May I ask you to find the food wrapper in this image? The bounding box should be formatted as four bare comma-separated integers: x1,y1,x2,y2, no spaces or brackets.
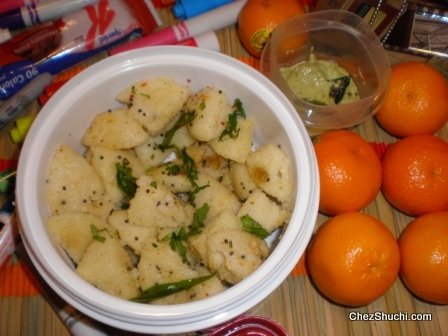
0,0,161,100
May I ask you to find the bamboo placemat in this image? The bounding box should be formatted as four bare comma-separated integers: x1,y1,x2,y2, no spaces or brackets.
1,5,448,336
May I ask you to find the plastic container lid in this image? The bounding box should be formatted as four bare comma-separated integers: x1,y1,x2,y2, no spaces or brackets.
207,315,289,336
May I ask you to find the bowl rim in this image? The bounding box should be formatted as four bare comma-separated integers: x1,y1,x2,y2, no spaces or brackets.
16,45,319,333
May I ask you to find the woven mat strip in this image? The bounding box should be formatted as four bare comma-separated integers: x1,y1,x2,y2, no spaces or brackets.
0,261,41,297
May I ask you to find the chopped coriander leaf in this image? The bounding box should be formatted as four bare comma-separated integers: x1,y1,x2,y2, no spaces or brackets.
162,228,188,263
159,111,196,150
140,93,150,99
163,147,199,189
90,224,109,243
163,204,210,263
187,203,209,236
165,164,181,176
150,181,158,189
219,98,246,141
116,158,137,198
240,214,269,239
178,147,198,187
188,183,209,205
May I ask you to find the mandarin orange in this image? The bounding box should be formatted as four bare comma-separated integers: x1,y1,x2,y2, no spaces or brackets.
306,212,400,306
399,211,448,304
313,130,382,216
381,134,448,216
237,0,306,58
375,61,448,137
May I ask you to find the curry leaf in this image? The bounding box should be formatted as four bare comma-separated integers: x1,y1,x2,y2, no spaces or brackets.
329,76,350,104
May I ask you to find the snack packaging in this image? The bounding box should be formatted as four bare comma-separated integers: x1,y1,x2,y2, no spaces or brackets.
0,0,161,100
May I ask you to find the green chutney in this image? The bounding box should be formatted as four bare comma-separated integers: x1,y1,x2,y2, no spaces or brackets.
280,53,360,106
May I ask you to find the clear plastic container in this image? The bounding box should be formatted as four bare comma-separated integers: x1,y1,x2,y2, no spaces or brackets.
260,10,391,135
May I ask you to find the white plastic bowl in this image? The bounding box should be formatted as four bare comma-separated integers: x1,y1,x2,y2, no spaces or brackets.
16,46,319,334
